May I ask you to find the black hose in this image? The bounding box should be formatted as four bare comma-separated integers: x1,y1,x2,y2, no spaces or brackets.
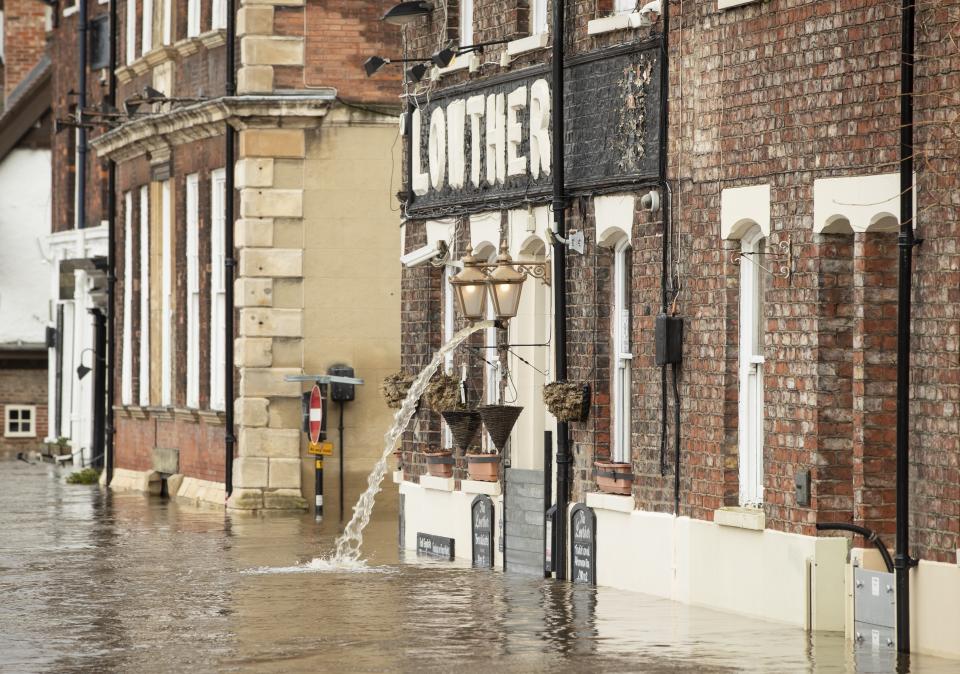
816,522,894,574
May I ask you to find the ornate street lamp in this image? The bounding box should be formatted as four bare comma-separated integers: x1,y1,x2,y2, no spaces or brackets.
449,255,490,320
487,248,527,320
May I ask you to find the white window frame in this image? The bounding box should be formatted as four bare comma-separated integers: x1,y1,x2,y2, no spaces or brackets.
612,239,632,463
531,0,549,35
209,169,227,412
139,186,150,407
212,0,227,30
442,265,456,449
738,226,766,506
187,0,201,37
185,174,201,409
0,12,5,63
5,405,37,438
160,180,173,407
161,0,173,45
142,0,154,54
125,0,136,64
121,192,134,405
614,0,636,13
459,0,474,46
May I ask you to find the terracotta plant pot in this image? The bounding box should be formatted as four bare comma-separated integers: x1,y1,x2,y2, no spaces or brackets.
593,461,633,495
424,450,454,479
466,453,501,482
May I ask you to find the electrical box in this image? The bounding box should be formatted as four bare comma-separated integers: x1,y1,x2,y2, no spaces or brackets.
795,469,811,506
655,314,684,366
328,364,356,402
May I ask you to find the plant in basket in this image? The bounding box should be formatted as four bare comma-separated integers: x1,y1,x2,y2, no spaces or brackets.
542,382,591,422
380,371,415,409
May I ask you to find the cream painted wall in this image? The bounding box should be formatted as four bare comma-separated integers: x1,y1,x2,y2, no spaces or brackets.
300,109,402,515
0,148,52,344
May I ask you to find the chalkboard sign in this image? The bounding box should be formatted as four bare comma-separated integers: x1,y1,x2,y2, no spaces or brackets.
416,532,455,559
471,495,495,568
570,504,597,584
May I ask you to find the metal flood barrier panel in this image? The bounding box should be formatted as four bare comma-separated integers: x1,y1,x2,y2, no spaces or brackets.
853,567,896,652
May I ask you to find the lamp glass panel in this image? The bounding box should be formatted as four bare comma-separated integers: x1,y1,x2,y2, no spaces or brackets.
492,281,523,319
455,281,488,319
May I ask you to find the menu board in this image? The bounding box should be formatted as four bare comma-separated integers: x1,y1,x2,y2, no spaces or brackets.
471,495,495,568
417,532,455,560
570,504,596,584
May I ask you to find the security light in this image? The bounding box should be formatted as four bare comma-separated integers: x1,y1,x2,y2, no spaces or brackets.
76,364,92,381
382,1,432,26
364,56,388,77
431,47,456,69
407,63,429,83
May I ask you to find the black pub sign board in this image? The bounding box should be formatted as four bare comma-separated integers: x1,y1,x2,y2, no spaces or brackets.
471,495,495,568
406,41,662,218
570,503,597,585
416,532,455,560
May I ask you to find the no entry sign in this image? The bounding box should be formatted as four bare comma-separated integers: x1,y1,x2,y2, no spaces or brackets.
309,384,323,443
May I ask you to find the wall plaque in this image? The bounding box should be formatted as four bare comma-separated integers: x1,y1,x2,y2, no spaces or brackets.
416,532,455,559
570,503,597,585
471,495,495,568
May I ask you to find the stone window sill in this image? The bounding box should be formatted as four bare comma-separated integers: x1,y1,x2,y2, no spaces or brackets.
585,491,634,513
507,33,549,57
175,37,203,58
433,52,478,81
714,506,765,531
420,474,455,492
718,0,761,8
199,29,227,50
461,479,501,496
587,12,652,36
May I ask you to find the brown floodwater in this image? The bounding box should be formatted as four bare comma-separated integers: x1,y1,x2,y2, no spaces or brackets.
0,457,956,673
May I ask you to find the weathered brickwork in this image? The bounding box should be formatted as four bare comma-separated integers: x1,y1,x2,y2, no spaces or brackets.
0,366,48,454
399,0,959,563
1,0,47,102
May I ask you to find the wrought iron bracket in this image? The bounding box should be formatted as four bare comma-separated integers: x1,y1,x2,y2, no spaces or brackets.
479,260,551,286
732,238,792,279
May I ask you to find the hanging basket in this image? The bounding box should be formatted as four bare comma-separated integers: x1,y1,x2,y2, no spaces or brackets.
543,382,591,422
424,373,463,413
441,409,482,453
477,405,523,452
380,372,415,409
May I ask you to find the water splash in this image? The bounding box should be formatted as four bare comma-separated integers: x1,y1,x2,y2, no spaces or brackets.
244,557,396,575
332,321,494,563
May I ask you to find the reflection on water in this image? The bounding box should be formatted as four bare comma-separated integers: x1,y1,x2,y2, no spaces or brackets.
0,458,956,673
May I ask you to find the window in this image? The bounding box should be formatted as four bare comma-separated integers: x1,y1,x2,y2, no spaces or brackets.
139,186,150,407
459,0,474,46
209,169,226,411
121,192,134,405
142,0,153,54
614,0,635,13
442,265,456,449
612,239,632,463
162,0,172,45
738,227,766,506
212,0,227,30
185,174,200,408
126,0,137,64
5,406,37,438
187,0,201,37
0,12,5,63
89,15,111,69
160,179,173,406
531,0,548,35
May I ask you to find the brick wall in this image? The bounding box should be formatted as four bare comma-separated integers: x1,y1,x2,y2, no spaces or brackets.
1,0,47,102
0,367,48,454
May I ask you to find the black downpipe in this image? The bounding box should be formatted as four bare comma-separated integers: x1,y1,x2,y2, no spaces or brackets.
224,0,237,498
816,522,894,575
338,402,345,520
551,0,571,582
90,309,106,470
77,0,88,230
105,0,119,486
543,430,553,578
895,0,917,655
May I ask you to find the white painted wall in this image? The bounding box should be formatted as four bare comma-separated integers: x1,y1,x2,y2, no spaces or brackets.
0,149,52,344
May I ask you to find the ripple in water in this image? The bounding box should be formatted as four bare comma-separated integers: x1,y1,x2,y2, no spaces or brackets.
244,556,397,575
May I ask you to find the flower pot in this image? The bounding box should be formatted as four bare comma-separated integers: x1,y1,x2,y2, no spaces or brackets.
441,409,482,453
477,405,523,452
593,461,633,495
466,453,501,482
424,450,454,478
543,382,591,422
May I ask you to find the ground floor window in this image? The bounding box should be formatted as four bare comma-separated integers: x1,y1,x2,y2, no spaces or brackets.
5,406,36,438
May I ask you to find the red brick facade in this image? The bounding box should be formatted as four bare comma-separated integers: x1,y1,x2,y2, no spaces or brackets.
0,364,48,455
398,0,959,564
1,0,47,102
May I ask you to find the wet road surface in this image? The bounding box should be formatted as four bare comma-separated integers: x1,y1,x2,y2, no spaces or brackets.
0,457,956,673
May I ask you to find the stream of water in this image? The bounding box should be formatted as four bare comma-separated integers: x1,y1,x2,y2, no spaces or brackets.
331,321,494,564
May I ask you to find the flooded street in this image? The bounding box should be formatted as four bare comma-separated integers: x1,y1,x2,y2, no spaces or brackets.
0,458,955,673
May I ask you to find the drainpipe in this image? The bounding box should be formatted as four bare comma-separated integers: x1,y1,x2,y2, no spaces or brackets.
551,0,571,581
224,0,237,498
105,0,119,486
895,0,917,655
77,0,88,231
90,308,106,469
